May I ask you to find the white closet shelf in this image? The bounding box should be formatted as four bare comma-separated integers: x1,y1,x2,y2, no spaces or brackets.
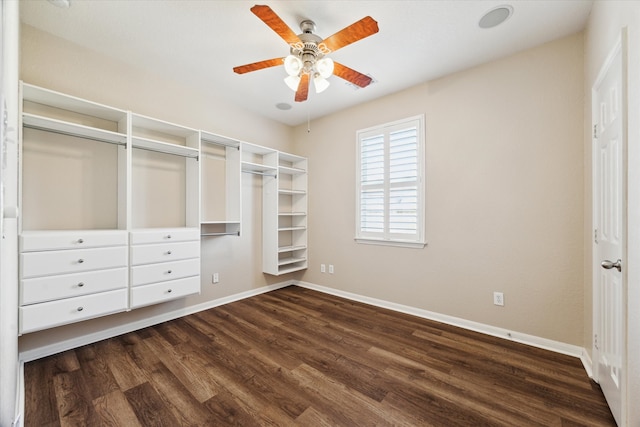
278,256,307,267
200,220,241,225
132,136,199,158
23,113,127,146
278,189,306,195
278,245,307,253
200,132,240,149
278,212,306,216
278,226,306,232
132,114,198,139
22,83,127,122
278,165,306,175
241,161,278,173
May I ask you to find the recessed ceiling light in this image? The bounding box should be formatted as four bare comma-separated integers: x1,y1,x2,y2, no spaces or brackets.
479,5,513,29
276,102,292,111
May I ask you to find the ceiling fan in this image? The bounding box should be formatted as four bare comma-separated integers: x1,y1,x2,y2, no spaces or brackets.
233,5,379,102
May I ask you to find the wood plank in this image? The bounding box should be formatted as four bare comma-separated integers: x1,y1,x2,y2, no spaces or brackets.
92,390,142,427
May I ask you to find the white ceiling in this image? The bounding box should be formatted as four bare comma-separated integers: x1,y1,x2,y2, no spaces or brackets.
20,0,593,127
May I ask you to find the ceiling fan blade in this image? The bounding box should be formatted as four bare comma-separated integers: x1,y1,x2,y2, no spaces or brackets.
233,58,284,74
295,73,310,102
333,62,373,88
321,16,379,52
251,5,300,45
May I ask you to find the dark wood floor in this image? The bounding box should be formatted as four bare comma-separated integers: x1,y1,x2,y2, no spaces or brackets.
25,286,615,426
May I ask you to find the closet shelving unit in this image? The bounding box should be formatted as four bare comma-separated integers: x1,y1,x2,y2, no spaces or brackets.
18,83,129,334
200,131,241,237
129,114,201,309
17,82,309,333
263,152,308,275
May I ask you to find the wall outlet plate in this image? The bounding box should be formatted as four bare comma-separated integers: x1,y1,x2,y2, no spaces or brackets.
493,291,504,306
213,273,219,284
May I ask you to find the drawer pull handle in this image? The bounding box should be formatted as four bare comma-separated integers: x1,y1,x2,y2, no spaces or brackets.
167,270,172,274
77,282,85,288
167,235,172,239
166,251,172,255
77,307,84,312
78,259,84,264
167,289,172,293
78,239,84,244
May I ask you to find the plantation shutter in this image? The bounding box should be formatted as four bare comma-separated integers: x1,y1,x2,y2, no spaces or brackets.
356,116,425,247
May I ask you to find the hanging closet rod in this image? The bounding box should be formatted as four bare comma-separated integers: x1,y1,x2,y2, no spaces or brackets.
24,124,127,147
201,231,240,237
242,169,277,177
132,144,199,160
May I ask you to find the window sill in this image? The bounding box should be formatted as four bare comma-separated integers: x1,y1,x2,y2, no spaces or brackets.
354,237,427,249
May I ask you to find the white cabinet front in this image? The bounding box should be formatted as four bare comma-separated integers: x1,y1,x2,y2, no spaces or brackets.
131,258,200,287
20,246,128,278
21,267,128,305
19,288,128,334
130,276,200,309
130,241,200,266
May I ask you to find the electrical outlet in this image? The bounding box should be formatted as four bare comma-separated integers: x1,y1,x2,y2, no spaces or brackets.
329,264,334,274
493,291,504,306
321,264,326,273
213,273,219,284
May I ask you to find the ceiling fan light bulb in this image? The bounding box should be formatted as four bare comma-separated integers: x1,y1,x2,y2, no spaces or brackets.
316,57,334,79
284,55,302,76
284,75,301,91
314,75,330,93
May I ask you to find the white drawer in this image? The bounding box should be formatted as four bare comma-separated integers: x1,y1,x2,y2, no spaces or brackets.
131,258,200,287
20,230,128,252
130,228,199,245
21,267,128,305
130,276,200,309
19,288,128,334
130,241,199,266
21,246,128,279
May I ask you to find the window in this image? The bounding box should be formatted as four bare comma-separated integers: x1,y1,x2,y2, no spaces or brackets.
356,115,425,248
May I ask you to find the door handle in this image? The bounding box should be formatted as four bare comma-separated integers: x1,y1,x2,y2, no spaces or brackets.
601,259,622,272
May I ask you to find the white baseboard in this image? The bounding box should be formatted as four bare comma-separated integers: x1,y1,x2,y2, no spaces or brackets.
581,348,594,379
19,280,294,362
295,281,585,359
13,361,23,427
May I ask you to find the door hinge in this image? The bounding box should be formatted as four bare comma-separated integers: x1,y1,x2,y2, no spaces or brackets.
594,333,599,350
594,228,598,244
593,124,598,139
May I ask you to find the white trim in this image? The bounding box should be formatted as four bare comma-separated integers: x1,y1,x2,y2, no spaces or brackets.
13,361,23,427
581,348,594,379
295,281,583,358
18,280,294,362
354,237,427,249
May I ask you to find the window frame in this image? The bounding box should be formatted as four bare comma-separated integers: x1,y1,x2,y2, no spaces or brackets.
355,114,426,249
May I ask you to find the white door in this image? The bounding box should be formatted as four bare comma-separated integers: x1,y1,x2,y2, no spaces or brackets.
593,33,626,427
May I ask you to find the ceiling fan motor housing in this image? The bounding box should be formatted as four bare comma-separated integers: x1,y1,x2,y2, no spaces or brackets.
290,20,328,74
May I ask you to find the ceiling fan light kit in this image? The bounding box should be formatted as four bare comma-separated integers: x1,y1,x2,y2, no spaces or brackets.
233,4,379,102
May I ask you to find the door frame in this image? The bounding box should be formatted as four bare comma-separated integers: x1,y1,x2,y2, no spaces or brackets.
591,28,628,425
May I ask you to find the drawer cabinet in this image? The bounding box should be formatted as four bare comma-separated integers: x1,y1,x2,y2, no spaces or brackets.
129,228,200,306
131,258,200,286
21,246,128,278
130,241,200,266
21,267,128,305
131,276,200,309
20,230,128,252
18,230,129,334
20,289,128,334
